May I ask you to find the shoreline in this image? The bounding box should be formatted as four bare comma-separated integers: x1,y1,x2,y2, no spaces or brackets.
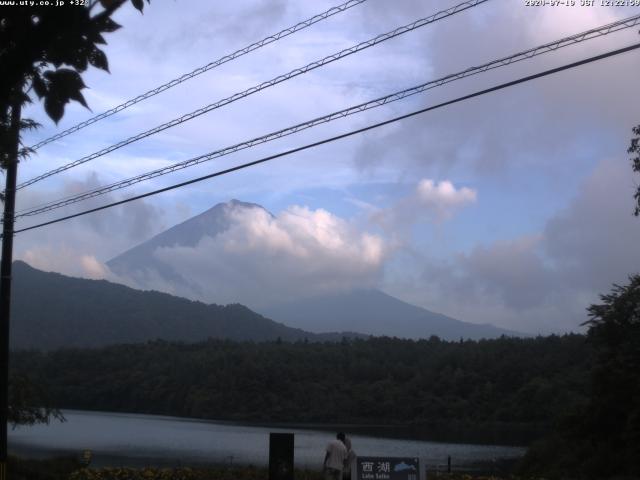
49,409,532,448
8,445,522,475
8,409,527,471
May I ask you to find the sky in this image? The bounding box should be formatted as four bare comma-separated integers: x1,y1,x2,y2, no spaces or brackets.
14,0,640,334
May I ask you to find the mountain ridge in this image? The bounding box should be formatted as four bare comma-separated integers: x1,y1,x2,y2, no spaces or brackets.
10,260,362,350
106,199,525,340
106,199,263,291
262,288,523,341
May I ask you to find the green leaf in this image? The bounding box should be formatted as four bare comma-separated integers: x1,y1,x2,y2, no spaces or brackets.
69,89,89,109
94,14,121,33
69,90,91,110
93,32,107,45
42,68,90,121
44,94,65,124
68,48,90,72
19,119,41,131
20,91,32,104
44,68,87,92
31,74,47,99
88,47,109,72
131,0,144,12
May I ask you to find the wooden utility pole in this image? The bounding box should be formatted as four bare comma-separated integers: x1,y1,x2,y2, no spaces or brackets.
0,98,22,480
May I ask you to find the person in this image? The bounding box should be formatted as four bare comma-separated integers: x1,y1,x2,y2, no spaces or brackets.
343,435,356,480
324,432,348,480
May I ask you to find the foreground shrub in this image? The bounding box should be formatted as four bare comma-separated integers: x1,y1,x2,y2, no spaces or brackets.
69,466,324,480
7,456,81,480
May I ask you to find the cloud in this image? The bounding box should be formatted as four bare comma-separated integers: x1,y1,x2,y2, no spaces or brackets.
416,179,477,219
12,0,640,337
453,235,556,311
542,158,640,293
22,247,109,280
371,178,477,235
151,204,387,308
14,172,165,279
351,1,639,179
384,158,640,333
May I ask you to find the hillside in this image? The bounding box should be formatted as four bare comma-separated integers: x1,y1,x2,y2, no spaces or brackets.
9,261,351,350
106,199,264,293
263,289,522,340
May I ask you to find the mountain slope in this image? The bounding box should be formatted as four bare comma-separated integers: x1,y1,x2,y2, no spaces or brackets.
9,261,346,350
262,289,523,340
106,199,264,291
106,199,524,340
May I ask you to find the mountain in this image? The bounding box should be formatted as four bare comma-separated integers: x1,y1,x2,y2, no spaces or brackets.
106,199,263,293
106,199,525,340
9,261,353,350
262,288,523,341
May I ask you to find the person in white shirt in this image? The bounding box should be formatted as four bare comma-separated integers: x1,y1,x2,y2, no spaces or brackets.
343,436,356,480
324,432,348,480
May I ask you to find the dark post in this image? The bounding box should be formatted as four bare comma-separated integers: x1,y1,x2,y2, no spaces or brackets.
269,432,294,480
0,98,21,480
447,455,451,474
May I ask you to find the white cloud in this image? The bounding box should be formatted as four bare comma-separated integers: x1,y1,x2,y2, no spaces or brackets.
11,0,640,337
371,178,477,235
416,179,477,220
22,247,109,280
14,172,166,279
80,255,111,280
150,204,387,308
384,158,640,333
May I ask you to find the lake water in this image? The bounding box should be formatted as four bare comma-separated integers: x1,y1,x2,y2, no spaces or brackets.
8,410,526,470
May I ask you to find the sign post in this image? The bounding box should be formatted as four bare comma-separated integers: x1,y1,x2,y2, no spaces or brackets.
356,457,420,480
269,433,294,480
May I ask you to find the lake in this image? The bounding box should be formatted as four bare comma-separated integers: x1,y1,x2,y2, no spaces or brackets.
8,410,526,470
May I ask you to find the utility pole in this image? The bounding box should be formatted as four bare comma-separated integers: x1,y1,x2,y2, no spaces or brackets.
0,97,22,480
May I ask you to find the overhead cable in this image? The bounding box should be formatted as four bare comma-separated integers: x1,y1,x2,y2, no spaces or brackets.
16,0,489,191
15,13,640,219
27,0,369,151
12,42,640,236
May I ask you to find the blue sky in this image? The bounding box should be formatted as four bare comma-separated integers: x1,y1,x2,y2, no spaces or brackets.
13,0,640,333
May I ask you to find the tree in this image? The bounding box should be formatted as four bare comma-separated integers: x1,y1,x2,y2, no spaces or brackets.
521,277,640,479
0,0,151,476
8,374,64,428
581,275,640,477
630,125,640,216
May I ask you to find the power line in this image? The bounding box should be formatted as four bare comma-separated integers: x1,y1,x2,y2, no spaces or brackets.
15,0,489,191
27,0,369,152
12,42,640,236
15,13,640,219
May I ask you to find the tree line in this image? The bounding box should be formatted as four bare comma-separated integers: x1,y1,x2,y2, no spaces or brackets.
10,271,640,479
11,334,591,446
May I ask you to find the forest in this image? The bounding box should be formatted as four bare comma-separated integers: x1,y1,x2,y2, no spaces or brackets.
9,275,640,479
11,334,590,446
10,271,640,479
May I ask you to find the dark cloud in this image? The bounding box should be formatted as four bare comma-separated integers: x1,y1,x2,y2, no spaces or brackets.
543,158,640,293
112,0,289,63
455,236,557,311
351,1,639,178
14,172,165,278
13,0,640,336
396,158,640,333
54,172,164,243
